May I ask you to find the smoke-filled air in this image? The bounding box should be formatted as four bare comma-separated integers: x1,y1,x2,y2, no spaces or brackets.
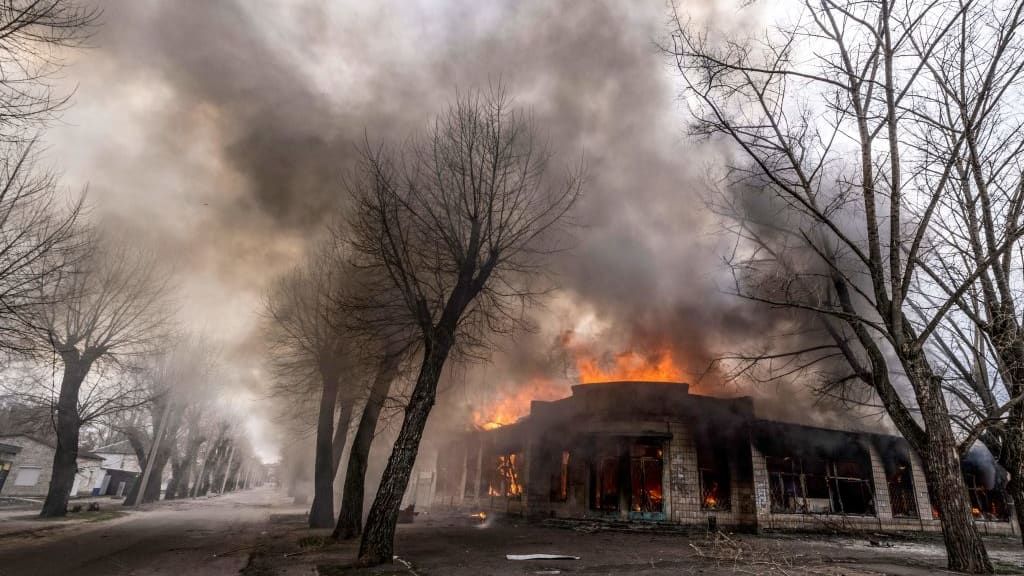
0,0,1023,574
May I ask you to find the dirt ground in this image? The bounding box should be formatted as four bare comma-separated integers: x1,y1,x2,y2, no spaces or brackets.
1,490,1021,575
0,487,292,576
245,511,1024,576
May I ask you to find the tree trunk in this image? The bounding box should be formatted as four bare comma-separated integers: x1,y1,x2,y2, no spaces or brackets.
334,354,399,540
194,433,227,497
331,401,354,480
996,416,1024,548
166,459,183,501
915,377,992,573
1008,473,1024,549
123,439,171,505
169,437,205,500
359,338,450,565
39,355,92,518
309,370,340,528
992,335,1024,549
124,402,183,506
216,443,235,493
142,449,171,502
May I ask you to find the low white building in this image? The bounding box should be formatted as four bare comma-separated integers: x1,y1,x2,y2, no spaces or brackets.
91,440,140,497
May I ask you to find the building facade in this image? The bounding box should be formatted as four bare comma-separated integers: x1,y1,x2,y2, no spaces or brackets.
0,435,103,498
429,382,1018,537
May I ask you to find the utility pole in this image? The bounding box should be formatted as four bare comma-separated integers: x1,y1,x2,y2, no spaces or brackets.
134,396,173,507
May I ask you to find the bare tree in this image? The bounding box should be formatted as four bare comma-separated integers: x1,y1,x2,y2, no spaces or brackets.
264,240,355,528
0,0,97,351
117,339,217,505
24,237,173,517
0,0,98,142
120,394,183,505
349,86,581,565
924,308,1024,539
192,419,234,497
0,358,150,439
333,344,404,540
894,1,1024,547
0,142,83,352
661,0,1024,570
165,401,210,500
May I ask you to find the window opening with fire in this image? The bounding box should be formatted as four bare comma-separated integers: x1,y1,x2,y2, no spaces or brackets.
696,433,731,511
486,452,523,500
962,466,1010,522
630,441,664,514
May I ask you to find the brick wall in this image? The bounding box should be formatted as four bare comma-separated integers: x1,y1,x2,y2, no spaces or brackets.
667,422,699,523
750,440,772,526
866,441,893,521
0,437,54,497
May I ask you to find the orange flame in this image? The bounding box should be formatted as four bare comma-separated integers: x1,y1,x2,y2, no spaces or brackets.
576,347,685,383
473,377,567,430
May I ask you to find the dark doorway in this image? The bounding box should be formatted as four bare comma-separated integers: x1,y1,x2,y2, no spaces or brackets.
0,460,10,494
592,454,619,511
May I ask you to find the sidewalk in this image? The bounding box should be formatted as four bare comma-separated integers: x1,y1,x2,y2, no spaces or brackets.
0,496,133,540
0,490,250,541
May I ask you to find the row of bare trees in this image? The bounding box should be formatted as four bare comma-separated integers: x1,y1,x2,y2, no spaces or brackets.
664,0,1024,571
0,0,267,518
262,86,582,565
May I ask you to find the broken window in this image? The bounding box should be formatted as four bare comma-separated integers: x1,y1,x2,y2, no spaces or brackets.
766,456,808,513
828,460,874,515
629,441,663,513
696,435,730,511
765,454,874,515
878,444,917,518
550,450,570,502
963,470,1010,522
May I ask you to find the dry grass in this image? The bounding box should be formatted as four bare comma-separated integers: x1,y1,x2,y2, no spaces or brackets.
688,531,812,575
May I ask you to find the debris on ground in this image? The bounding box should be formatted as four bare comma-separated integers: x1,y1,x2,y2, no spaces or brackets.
506,554,580,560
688,530,806,573
394,555,420,575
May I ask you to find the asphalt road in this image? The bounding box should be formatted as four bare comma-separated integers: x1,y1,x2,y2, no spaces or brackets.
0,487,296,576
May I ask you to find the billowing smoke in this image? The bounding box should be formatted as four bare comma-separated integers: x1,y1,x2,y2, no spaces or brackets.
41,0,872,471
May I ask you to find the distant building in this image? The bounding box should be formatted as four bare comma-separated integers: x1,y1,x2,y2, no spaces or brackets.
0,434,103,498
90,440,140,497
0,442,21,494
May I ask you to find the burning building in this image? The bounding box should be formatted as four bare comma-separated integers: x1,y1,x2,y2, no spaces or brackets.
427,381,1019,536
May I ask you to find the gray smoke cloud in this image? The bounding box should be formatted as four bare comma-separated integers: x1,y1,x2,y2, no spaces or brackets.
42,0,874,460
